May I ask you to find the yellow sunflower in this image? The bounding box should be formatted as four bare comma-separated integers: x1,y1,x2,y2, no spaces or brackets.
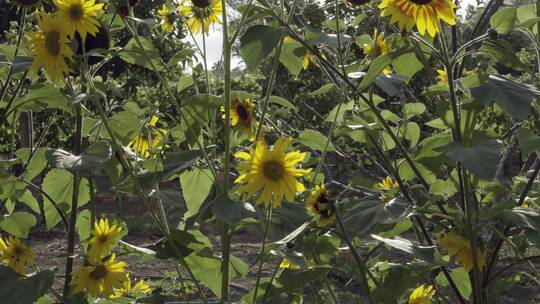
128,115,167,159
54,0,104,39
409,284,435,304
221,98,256,140
279,258,300,269
29,12,73,82
234,137,311,208
87,218,122,262
436,68,447,84
378,176,400,203
378,0,456,37
178,0,222,35
157,4,176,32
439,231,486,272
111,274,152,298
306,184,336,226
71,254,129,298
362,29,390,57
0,236,35,274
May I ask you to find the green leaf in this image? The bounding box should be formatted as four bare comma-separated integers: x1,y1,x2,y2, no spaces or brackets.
46,141,112,172
305,27,349,48
119,37,164,71
371,235,442,264
12,84,70,113
211,195,256,226
103,111,142,144
0,267,55,304
151,230,205,260
374,74,407,96
392,52,423,79
470,75,539,120
490,7,517,34
269,95,296,110
479,40,527,72
517,129,540,155
444,140,503,180
162,149,208,179
11,56,33,74
177,75,194,92
76,209,92,242
180,167,214,217
404,103,426,117
42,169,91,229
298,129,336,152
18,190,40,213
279,38,304,76
15,147,48,181
503,207,540,231
240,25,286,71
267,267,330,300
309,83,337,96
436,268,472,300
358,54,392,90
0,212,36,238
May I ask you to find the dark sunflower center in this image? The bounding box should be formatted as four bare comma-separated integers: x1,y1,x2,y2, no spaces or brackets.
263,160,285,181
236,104,249,122
45,31,61,56
409,0,432,5
316,195,333,218
69,4,84,20
14,246,24,256
97,234,109,244
192,0,210,8
90,265,108,280
166,13,176,24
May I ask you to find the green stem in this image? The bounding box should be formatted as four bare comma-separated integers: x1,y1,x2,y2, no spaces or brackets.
252,206,273,303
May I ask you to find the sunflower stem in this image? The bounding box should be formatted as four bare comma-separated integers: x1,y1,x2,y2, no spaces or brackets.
252,205,273,303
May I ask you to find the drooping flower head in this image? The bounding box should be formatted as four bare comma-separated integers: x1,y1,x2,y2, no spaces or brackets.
178,0,222,35
157,4,176,32
234,137,311,208
439,231,486,272
221,98,256,140
128,115,167,159
378,0,456,37
87,218,122,262
306,184,335,226
29,12,73,82
0,236,34,274
409,284,435,304
71,254,129,298
54,0,104,39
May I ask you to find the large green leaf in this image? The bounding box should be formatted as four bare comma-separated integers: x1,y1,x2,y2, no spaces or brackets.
12,84,69,113
240,25,286,71
119,37,165,71
298,129,336,152
102,111,142,144
490,7,518,34
470,74,539,120
444,140,503,180
0,212,36,238
503,207,540,231
46,141,112,172
279,38,304,76
211,195,256,226
41,169,91,229
0,267,55,304
371,235,442,264
392,52,423,79
478,41,527,72
517,129,540,155
180,167,214,217
436,268,472,300
15,147,48,181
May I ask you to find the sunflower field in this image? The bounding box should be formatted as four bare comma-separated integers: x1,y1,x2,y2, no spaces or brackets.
1,0,540,302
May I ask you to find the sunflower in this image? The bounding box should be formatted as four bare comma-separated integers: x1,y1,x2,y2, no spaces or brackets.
221,98,256,140
234,137,311,208
439,231,486,272
29,12,73,82
378,176,399,203
157,4,176,32
306,184,335,226
0,236,34,274
436,68,447,84
178,0,222,35
409,284,435,304
54,0,104,39
71,254,129,298
111,274,152,298
87,218,122,262
362,30,390,58
378,0,456,37
128,115,167,159
279,258,300,269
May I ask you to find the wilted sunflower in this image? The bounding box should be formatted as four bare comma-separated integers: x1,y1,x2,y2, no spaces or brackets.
378,0,456,37
128,115,167,159
178,0,222,35
71,254,129,298
409,284,435,304
439,231,486,272
234,137,311,208
111,274,152,298
87,218,122,262
0,236,34,274
157,4,176,32
221,98,256,140
306,184,335,226
54,0,104,39
29,12,73,82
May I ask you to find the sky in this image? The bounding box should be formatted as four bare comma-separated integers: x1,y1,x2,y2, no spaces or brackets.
185,0,481,69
